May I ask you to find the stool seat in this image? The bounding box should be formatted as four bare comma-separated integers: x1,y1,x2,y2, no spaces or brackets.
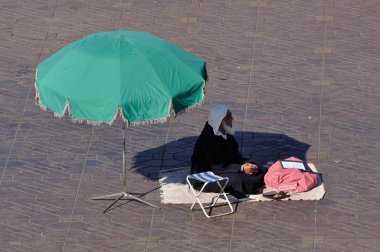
187,171,227,183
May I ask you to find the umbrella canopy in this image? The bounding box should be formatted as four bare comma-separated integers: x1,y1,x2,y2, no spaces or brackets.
35,30,207,124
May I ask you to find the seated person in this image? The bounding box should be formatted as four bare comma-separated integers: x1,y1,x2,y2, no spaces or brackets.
191,104,266,199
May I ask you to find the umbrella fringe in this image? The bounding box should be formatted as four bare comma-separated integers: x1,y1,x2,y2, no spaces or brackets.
117,106,129,126
70,118,103,126
35,70,67,118
34,94,203,126
55,100,69,118
174,80,206,117
34,71,47,111
129,118,167,126
35,70,113,126
68,103,113,126
35,74,206,126
174,102,203,117
125,101,170,126
129,80,206,124
113,106,168,126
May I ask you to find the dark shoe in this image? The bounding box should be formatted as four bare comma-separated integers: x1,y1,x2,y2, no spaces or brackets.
263,191,289,200
273,191,289,200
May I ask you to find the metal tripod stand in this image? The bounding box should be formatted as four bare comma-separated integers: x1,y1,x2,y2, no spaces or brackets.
90,124,159,213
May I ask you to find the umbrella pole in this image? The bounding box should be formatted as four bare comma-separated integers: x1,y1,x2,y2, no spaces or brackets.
90,124,159,213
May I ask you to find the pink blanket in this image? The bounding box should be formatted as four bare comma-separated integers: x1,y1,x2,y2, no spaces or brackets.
264,157,318,193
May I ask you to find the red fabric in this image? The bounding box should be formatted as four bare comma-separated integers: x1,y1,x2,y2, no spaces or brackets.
264,157,318,193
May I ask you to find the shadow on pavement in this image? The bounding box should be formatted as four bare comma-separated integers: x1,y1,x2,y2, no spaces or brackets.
131,131,310,181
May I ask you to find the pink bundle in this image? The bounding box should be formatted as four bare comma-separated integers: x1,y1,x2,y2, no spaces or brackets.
264,157,318,193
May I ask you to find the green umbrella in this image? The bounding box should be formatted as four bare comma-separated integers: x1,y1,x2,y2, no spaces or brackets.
35,29,206,125
35,30,207,212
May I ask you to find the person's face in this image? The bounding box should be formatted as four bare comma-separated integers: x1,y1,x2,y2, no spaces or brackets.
223,110,233,128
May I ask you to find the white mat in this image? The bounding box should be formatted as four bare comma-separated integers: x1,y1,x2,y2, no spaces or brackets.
159,163,325,204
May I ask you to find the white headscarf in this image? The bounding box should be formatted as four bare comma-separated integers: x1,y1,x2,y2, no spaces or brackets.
208,104,228,135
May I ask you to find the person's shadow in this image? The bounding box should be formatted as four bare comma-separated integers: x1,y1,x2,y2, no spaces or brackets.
131,131,310,182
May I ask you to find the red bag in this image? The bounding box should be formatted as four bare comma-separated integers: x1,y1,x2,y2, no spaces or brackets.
264,157,318,193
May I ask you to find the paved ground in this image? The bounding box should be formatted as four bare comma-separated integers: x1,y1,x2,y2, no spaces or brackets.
1,0,380,251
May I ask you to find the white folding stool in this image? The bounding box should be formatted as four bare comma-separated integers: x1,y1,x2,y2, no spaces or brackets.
186,171,235,218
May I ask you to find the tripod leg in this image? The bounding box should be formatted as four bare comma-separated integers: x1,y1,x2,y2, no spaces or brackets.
103,193,124,213
90,193,123,200
123,192,160,209
91,126,160,213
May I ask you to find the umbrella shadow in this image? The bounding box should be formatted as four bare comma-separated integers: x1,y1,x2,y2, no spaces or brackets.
131,131,310,183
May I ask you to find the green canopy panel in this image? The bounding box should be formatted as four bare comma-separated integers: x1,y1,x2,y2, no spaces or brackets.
35,30,207,125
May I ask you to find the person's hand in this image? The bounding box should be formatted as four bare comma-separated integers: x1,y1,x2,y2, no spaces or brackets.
242,163,258,175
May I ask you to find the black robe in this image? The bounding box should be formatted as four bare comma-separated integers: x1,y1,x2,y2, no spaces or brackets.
191,122,265,198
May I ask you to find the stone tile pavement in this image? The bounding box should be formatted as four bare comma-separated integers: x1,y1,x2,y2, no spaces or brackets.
0,0,379,251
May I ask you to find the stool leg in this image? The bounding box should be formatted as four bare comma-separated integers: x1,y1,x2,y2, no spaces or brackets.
210,179,234,215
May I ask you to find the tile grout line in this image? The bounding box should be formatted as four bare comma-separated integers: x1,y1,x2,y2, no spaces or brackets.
354,2,363,251
151,1,197,249
0,1,59,186
231,1,261,252
117,0,128,30
318,0,328,189
143,0,199,246
314,0,329,249
62,126,94,251
242,2,260,136
61,3,100,251
145,2,167,251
